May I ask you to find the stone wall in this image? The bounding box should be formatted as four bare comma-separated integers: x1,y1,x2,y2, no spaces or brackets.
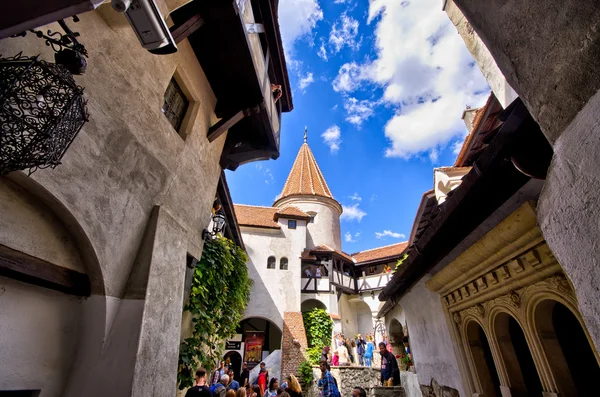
308,367,382,397
281,312,308,378
0,2,227,395
451,0,600,143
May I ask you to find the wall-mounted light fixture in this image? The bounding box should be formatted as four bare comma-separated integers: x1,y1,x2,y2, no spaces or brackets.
202,210,226,240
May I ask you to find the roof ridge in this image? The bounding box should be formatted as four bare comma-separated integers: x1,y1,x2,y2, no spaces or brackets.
351,241,408,256
234,204,277,209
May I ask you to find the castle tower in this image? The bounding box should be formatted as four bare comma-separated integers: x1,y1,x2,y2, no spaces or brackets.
273,130,343,251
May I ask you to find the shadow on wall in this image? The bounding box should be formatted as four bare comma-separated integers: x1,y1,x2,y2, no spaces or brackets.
243,255,284,328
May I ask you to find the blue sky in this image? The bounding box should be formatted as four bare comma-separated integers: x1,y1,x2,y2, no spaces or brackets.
226,0,489,253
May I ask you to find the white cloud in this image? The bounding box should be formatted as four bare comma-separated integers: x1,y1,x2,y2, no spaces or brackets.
332,62,370,92
348,192,362,201
298,72,315,91
344,97,377,127
264,168,274,184
452,139,465,155
375,230,406,239
345,231,361,242
278,0,324,56
334,0,350,3
317,40,328,61
370,194,378,202
341,203,367,222
332,0,489,160
321,125,342,153
329,13,361,53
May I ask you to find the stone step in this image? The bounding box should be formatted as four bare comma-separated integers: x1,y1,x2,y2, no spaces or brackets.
370,386,407,397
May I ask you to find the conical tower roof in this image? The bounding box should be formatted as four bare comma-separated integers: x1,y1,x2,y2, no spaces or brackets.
274,139,336,205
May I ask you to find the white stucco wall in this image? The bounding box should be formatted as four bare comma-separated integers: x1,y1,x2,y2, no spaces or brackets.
241,219,307,327
393,276,466,396
301,292,340,315
0,277,82,396
276,198,342,251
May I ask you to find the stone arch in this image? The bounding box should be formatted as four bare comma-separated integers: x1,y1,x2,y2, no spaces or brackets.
352,299,374,337
491,309,543,397
388,318,405,356
462,318,501,397
3,173,105,294
238,317,283,378
532,298,600,397
0,173,106,396
239,316,283,352
224,350,243,380
301,298,327,312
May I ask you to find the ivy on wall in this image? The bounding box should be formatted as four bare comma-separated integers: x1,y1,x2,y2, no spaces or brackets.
302,308,333,365
178,236,253,389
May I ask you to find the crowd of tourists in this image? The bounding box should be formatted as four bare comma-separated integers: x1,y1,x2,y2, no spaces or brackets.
315,340,400,397
184,334,409,397
185,361,303,397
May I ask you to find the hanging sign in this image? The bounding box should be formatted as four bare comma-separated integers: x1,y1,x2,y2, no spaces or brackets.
244,332,264,364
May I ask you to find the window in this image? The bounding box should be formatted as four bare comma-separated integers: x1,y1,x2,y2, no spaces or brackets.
307,212,317,223
280,257,288,270
267,256,276,269
162,77,189,135
288,220,297,229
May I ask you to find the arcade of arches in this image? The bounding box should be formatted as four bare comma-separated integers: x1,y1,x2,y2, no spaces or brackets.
427,203,600,397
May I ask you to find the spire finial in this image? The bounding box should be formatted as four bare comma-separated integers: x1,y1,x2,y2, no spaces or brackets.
304,126,307,143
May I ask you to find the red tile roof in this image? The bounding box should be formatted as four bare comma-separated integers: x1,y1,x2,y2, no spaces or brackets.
351,242,409,265
234,204,310,229
234,205,280,229
274,206,311,220
274,142,336,204
311,245,355,263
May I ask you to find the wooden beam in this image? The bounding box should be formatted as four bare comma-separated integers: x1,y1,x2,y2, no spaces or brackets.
170,13,204,44
207,108,254,142
245,23,264,34
0,244,90,296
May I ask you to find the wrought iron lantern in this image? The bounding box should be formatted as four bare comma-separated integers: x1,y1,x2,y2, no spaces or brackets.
203,210,227,240
0,53,88,175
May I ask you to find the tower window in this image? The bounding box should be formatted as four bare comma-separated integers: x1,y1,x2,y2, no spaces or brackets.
280,257,288,270
162,77,189,135
288,220,297,229
307,212,317,223
267,256,276,269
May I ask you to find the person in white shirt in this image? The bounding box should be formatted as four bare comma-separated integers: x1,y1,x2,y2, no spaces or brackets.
305,266,313,277
338,343,350,366
315,267,322,278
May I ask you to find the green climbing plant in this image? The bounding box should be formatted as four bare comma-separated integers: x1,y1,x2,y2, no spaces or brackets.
391,253,409,275
302,308,333,365
298,360,314,386
177,235,253,389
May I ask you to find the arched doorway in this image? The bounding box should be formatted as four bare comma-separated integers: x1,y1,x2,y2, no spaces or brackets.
353,300,374,337
466,321,500,397
237,318,282,368
388,318,405,357
301,299,327,312
224,351,243,381
535,300,600,396
494,312,542,397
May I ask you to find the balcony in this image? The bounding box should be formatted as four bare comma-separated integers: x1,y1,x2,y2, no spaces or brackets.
172,0,292,170
357,273,392,291
302,277,330,293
